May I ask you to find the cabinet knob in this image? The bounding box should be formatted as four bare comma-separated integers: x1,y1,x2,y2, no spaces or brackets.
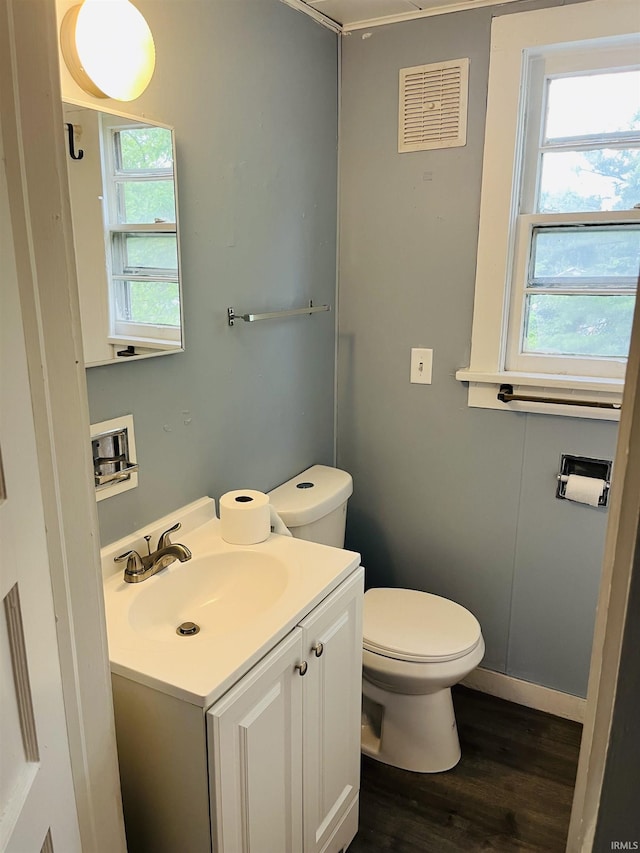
312,642,324,658
295,661,308,676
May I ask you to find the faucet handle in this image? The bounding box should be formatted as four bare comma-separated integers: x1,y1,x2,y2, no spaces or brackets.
114,549,144,575
157,521,182,550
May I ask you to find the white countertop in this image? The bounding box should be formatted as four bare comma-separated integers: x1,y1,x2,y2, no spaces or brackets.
102,498,361,709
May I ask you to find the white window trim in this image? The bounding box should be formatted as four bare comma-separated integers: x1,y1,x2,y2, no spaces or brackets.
456,0,640,420
505,213,637,380
101,117,182,347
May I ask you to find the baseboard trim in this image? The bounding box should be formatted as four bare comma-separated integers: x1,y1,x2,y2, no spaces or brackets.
461,667,586,723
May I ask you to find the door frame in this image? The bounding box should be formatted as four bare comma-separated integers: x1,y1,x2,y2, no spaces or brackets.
566,283,640,848
1,1,125,850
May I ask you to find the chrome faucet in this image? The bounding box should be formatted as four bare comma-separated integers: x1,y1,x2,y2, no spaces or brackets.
115,521,192,583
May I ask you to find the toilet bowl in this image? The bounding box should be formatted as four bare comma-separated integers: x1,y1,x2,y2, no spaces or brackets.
361,587,484,772
268,465,485,774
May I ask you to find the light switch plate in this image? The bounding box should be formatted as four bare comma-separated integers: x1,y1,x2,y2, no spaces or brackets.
410,348,433,384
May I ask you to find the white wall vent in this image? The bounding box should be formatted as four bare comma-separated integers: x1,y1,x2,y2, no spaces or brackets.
398,58,469,153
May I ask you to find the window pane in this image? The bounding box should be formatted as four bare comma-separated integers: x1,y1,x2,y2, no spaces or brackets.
116,127,173,172
545,70,640,140
523,293,635,357
538,149,640,213
117,181,176,224
114,281,181,327
122,234,178,272
531,226,640,287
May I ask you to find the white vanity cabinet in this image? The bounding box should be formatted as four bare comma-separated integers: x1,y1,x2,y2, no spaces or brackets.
110,564,364,853
207,567,364,853
299,568,364,853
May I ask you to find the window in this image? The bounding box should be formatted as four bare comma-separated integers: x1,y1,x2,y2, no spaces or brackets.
507,61,640,379
102,119,182,347
457,0,640,418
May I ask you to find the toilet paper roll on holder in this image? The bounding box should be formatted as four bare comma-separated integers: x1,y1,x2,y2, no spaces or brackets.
555,454,612,507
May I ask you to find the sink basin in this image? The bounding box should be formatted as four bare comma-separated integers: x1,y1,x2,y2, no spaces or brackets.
126,550,289,642
101,499,360,707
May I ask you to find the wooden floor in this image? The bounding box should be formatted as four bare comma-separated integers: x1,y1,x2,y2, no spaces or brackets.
349,686,582,853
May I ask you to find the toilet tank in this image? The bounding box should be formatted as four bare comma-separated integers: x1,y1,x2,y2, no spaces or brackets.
268,465,353,548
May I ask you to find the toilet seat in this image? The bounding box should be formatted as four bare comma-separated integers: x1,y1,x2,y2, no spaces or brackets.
363,588,482,663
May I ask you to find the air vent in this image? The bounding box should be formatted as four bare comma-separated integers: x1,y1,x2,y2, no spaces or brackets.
398,58,469,153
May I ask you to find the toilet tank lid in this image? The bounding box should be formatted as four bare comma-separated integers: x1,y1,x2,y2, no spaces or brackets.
268,465,353,528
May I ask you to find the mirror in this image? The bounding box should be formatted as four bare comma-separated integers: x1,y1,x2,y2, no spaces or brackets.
63,103,184,366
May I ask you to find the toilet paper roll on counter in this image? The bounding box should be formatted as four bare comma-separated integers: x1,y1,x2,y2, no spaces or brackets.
564,474,606,507
219,489,271,544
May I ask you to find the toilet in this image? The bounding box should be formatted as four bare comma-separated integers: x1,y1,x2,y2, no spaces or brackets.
268,464,485,774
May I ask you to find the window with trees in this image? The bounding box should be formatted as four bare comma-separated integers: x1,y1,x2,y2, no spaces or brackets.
103,119,181,347
457,0,640,418
506,57,640,379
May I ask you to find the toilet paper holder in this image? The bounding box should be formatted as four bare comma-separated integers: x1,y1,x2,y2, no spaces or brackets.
556,454,611,507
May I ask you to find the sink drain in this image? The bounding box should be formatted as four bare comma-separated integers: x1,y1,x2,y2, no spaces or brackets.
176,621,200,636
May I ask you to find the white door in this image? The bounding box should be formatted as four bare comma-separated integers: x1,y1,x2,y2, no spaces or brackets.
300,568,364,853
207,629,304,853
0,120,81,853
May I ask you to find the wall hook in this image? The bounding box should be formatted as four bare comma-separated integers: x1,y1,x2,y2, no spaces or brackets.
65,122,84,160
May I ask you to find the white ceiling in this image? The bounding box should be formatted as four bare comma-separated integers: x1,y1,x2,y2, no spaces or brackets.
306,0,428,26
289,0,521,31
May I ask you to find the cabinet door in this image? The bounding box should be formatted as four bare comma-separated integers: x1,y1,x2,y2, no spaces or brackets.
299,568,364,853
207,628,304,853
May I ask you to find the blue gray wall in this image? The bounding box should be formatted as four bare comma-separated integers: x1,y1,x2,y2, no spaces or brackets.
337,0,616,697
82,0,613,698
84,0,339,545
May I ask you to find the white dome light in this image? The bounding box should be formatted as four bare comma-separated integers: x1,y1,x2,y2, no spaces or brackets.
61,0,156,102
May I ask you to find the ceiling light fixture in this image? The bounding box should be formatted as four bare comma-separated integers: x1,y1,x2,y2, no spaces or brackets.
60,0,156,102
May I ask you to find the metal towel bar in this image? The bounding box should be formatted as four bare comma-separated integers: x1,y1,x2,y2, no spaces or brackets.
228,302,330,327
497,384,621,411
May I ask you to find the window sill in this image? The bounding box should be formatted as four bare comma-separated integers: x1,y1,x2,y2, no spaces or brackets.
455,369,623,421
84,337,184,368
107,335,182,351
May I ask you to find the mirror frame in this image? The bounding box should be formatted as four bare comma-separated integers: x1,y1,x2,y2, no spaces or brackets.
63,100,184,367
